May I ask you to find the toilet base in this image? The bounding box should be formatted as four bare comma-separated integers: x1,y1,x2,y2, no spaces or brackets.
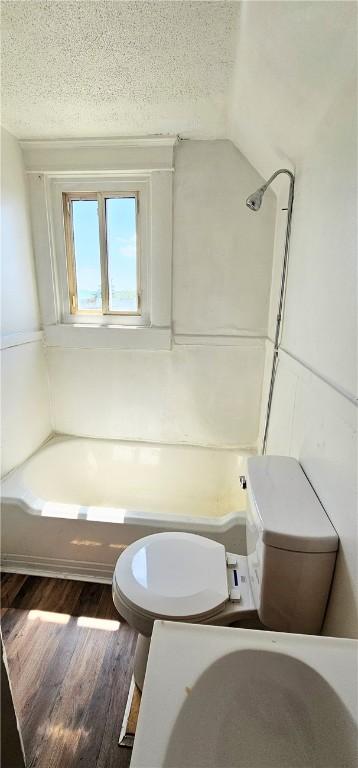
134,634,151,691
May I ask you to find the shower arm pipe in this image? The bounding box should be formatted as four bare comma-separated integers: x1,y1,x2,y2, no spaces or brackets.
261,169,295,454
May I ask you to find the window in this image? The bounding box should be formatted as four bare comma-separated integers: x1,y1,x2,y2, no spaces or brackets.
63,192,140,316
25,139,175,348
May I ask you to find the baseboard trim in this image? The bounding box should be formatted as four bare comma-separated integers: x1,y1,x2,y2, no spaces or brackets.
1,554,118,584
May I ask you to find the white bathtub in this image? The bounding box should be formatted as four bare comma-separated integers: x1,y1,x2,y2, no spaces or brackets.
1,435,250,582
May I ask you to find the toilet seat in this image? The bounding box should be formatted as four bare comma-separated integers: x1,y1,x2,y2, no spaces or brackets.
113,532,229,622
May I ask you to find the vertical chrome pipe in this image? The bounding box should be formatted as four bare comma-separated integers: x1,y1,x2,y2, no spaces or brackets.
261,170,295,454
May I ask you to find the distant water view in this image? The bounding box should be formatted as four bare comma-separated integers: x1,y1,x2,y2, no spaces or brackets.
78,288,137,312
73,196,138,314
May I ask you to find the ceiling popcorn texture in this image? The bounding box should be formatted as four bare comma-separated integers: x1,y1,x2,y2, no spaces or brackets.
1,0,239,139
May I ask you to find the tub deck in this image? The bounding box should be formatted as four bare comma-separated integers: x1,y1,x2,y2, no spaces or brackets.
1,435,251,582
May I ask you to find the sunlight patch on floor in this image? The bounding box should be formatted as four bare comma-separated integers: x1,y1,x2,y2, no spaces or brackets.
77,616,120,631
28,610,70,624
27,611,120,631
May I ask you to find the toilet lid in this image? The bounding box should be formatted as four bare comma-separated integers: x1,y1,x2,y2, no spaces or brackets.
113,532,229,620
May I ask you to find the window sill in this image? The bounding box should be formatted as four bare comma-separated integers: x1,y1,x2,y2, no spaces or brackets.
44,324,172,351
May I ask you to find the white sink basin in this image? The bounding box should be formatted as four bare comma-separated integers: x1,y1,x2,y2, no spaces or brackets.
131,623,358,768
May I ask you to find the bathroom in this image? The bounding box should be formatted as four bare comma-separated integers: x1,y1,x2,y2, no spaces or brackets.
1,1,357,766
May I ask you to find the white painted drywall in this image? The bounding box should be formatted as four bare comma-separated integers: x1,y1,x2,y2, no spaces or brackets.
262,343,357,639
280,81,357,397
1,128,51,476
46,140,275,448
229,0,357,180
1,342,51,476
1,127,40,335
235,3,357,638
173,141,275,335
46,341,264,448
264,80,357,639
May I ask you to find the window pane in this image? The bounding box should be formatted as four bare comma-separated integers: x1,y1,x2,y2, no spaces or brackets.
72,200,102,311
106,197,138,313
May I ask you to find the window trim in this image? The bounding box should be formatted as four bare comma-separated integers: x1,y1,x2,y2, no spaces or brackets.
62,191,141,318
26,151,174,348
48,176,150,328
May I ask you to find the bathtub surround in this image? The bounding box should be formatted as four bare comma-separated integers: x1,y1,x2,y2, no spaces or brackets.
46,343,264,449
23,138,275,450
1,342,51,477
1,128,52,476
229,2,357,638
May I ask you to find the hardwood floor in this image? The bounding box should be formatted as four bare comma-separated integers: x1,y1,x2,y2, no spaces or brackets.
1,573,137,768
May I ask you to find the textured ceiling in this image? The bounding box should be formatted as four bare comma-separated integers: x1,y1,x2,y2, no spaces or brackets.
1,0,239,139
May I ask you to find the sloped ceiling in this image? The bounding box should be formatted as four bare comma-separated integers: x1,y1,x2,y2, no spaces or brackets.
1,0,239,139
1,0,355,178
228,1,357,179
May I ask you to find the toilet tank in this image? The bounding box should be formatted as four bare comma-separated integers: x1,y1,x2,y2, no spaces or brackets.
245,456,338,634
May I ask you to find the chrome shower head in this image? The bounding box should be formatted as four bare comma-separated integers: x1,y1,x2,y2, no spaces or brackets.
246,168,295,213
246,187,266,211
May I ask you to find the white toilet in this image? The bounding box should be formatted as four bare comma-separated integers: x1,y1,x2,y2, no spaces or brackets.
112,456,338,689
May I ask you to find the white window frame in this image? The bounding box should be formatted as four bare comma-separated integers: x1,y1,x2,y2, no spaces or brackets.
51,176,150,327
63,191,141,318
24,136,175,351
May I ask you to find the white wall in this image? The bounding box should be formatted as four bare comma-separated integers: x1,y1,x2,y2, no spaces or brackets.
47,342,264,448
230,2,357,638
46,140,275,448
1,128,40,336
229,1,357,181
281,82,356,396
264,80,357,639
173,141,275,336
1,127,51,476
261,344,357,639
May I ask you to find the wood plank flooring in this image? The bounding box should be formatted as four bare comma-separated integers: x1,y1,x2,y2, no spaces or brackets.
1,573,137,768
